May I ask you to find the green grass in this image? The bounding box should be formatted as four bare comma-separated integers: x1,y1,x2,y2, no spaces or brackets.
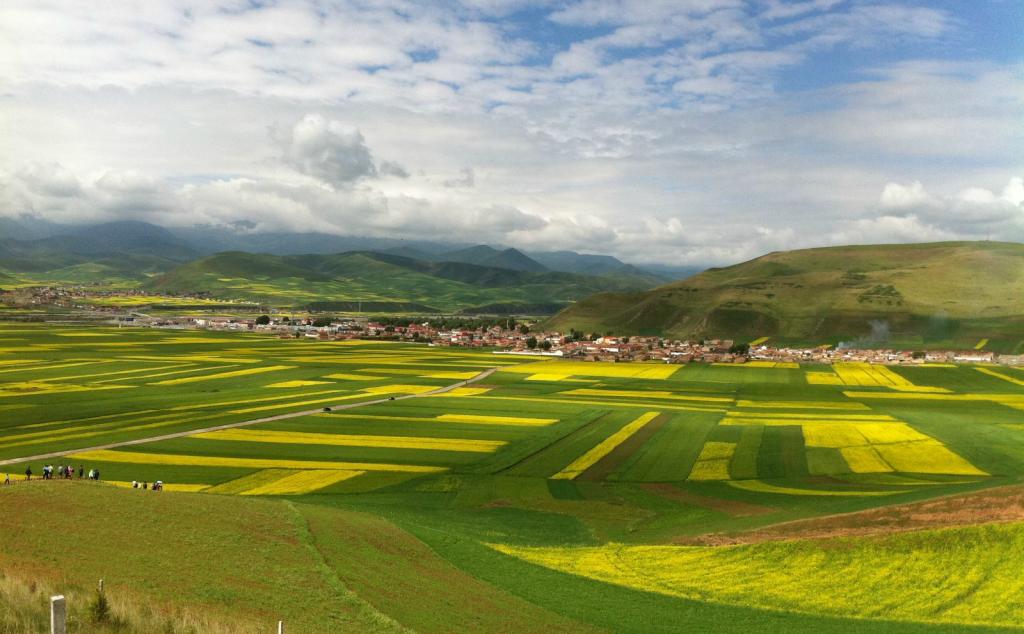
547,240,1024,346
4,327,1024,631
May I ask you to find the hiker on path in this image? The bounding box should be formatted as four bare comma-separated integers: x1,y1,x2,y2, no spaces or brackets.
78,465,84,478
3,473,9,485
24,466,32,481
93,468,100,481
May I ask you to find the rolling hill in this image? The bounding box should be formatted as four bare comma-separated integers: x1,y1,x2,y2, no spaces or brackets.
144,250,665,313
546,241,1024,348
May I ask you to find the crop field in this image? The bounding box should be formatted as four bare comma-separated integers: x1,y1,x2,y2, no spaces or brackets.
3,324,1024,632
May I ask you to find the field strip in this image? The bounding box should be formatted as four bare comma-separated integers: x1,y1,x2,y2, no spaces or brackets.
0,384,134,399
329,413,557,426
561,388,733,404
151,365,295,385
193,429,506,453
9,409,162,432
93,364,240,384
35,363,194,383
229,393,370,414
975,367,1024,387
0,360,114,375
975,338,990,350
0,368,497,467
239,469,363,495
749,336,771,346
169,389,351,411
723,412,896,421
551,411,660,480
65,449,447,473
107,480,210,493
727,479,910,496
735,400,870,410
446,394,728,414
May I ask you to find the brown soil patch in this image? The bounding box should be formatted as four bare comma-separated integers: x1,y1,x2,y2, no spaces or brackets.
642,482,775,517
675,484,1024,546
578,413,670,481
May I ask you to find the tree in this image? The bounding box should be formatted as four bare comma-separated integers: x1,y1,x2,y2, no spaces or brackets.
255,314,270,326
729,342,750,355
312,317,333,328
526,336,538,349
541,340,552,351
519,324,530,334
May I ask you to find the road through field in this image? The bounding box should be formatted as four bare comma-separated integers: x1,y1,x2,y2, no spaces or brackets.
0,368,499,467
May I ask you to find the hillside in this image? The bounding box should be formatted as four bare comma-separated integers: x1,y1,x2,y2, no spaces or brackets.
441,245,549,272
547,241,1024,347
144,250,663,313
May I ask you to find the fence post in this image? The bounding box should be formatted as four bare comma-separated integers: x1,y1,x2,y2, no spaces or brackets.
277,620,285,634
50,595,66,634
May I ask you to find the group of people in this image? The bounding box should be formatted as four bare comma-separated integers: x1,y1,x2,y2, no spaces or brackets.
3,465,101,483
131,480,164,491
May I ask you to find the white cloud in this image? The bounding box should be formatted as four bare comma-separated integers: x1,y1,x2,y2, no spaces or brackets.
275,114,377,186
0,1,1019,267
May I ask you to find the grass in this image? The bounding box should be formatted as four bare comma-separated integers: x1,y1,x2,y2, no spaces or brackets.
3,326,1024,631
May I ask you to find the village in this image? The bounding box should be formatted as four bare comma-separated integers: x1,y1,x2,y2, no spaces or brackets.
116,312,1024,368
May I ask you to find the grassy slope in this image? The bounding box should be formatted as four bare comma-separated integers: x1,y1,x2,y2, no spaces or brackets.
142,251,661,311
547,241,1024,346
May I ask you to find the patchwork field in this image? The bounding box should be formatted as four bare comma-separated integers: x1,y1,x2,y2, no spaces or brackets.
3,324,1024,632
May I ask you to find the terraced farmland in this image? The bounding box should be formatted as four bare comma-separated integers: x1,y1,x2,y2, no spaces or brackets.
3,324,1024,632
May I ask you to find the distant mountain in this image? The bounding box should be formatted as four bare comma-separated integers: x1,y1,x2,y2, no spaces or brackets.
0,219,699,293
145,250,663,313
440,245,549,273
0,221,198,277
547,241,1024,346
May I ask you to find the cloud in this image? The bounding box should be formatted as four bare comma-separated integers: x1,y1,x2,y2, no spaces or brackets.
378,161,410,179
275,114,377,186
0,1,1018,268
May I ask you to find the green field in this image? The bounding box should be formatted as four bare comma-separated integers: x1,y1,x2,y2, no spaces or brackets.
3,324,1024,632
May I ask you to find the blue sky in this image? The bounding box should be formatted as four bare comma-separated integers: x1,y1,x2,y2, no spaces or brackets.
0,0,1021,265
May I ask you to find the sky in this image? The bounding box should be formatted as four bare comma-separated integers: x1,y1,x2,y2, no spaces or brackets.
0,0,1022,266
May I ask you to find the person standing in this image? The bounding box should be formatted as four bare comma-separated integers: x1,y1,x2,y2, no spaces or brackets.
24,466,32,481
3,473,10,486
78,465,84,479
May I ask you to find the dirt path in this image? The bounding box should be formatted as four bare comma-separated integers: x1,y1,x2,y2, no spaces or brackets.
0,368,498,467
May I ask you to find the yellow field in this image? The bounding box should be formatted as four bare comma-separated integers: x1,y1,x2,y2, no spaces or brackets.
323,373,382,381
735,400,870,410
193,428,506,453
502,361,680,380
151,365,294,385
422,371,480,380
839,446,893,473
551,412,660,480
229,393,367,415
806,372,844,385
713,361,799,369
874,442,988,476
975,338,989,350
240,469,363,495
749,336,771,346
265,380,332,388
431,387,491,397
976,367,1024,387
67,449,447,473
560,388,733,404
436,413,558,426
687,441,736,480
455,394,728,414
360,384,438,395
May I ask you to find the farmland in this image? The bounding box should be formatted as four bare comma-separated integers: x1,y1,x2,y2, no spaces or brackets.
3,324,1024,632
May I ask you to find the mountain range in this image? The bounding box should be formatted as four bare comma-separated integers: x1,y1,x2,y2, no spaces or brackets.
0,220,675,314
546,241,1024,349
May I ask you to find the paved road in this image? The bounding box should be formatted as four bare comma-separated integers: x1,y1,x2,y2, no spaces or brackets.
0,367,498,467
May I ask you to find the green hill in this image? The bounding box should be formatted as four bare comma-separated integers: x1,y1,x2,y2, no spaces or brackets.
546,241,1024,349
144,250,663,313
